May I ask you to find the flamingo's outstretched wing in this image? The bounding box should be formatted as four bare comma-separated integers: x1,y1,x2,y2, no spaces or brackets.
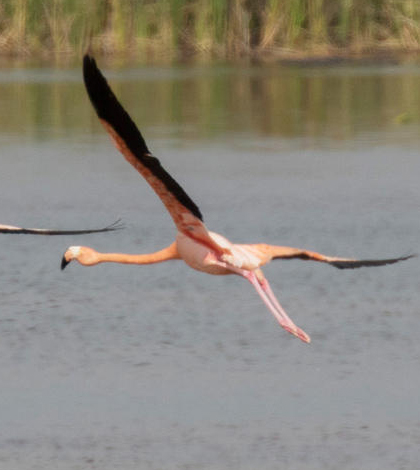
83,55,228,255
0,219,123,235
266,245,416,269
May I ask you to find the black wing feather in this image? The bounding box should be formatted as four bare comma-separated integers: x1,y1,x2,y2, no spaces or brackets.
329,254,416,269
83,54,203,221
0,219,123,235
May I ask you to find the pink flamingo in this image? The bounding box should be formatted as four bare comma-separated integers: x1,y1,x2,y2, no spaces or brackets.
61,55,414,343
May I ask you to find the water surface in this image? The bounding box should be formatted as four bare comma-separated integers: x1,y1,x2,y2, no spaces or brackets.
1,61,420,469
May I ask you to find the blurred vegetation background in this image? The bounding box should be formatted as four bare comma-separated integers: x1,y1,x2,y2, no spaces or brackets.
0,0,420,62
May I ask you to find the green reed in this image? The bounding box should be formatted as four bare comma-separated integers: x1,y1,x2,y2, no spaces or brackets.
1,0,420,61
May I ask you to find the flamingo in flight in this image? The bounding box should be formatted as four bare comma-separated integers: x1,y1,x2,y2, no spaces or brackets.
61,54,414,343
0,219,122,235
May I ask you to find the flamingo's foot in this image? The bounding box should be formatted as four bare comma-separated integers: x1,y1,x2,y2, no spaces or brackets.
282,324,311,344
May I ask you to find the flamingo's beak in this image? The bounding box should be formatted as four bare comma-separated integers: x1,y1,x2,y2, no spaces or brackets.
61,255,70,270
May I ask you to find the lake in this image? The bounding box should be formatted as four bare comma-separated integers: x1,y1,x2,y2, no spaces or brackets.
0,59,420,469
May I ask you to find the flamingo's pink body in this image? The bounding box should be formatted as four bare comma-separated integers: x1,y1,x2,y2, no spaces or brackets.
177,231,262,273
61,55,414,344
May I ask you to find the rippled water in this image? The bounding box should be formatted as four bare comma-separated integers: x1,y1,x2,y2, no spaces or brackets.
1,60,420,469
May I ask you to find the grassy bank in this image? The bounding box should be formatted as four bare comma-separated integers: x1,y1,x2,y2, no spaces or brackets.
1,0,420,62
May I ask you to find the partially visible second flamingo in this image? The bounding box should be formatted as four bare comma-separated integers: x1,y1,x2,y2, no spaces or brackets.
61,55,414,344
0,220,122,235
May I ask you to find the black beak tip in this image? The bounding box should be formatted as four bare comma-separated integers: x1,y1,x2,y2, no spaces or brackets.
61,256,69,270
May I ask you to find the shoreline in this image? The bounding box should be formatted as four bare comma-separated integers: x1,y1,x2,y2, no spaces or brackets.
1,44,420,67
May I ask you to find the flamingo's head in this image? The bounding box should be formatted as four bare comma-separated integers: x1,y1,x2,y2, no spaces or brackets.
61,246,101,269
61,246,82,269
